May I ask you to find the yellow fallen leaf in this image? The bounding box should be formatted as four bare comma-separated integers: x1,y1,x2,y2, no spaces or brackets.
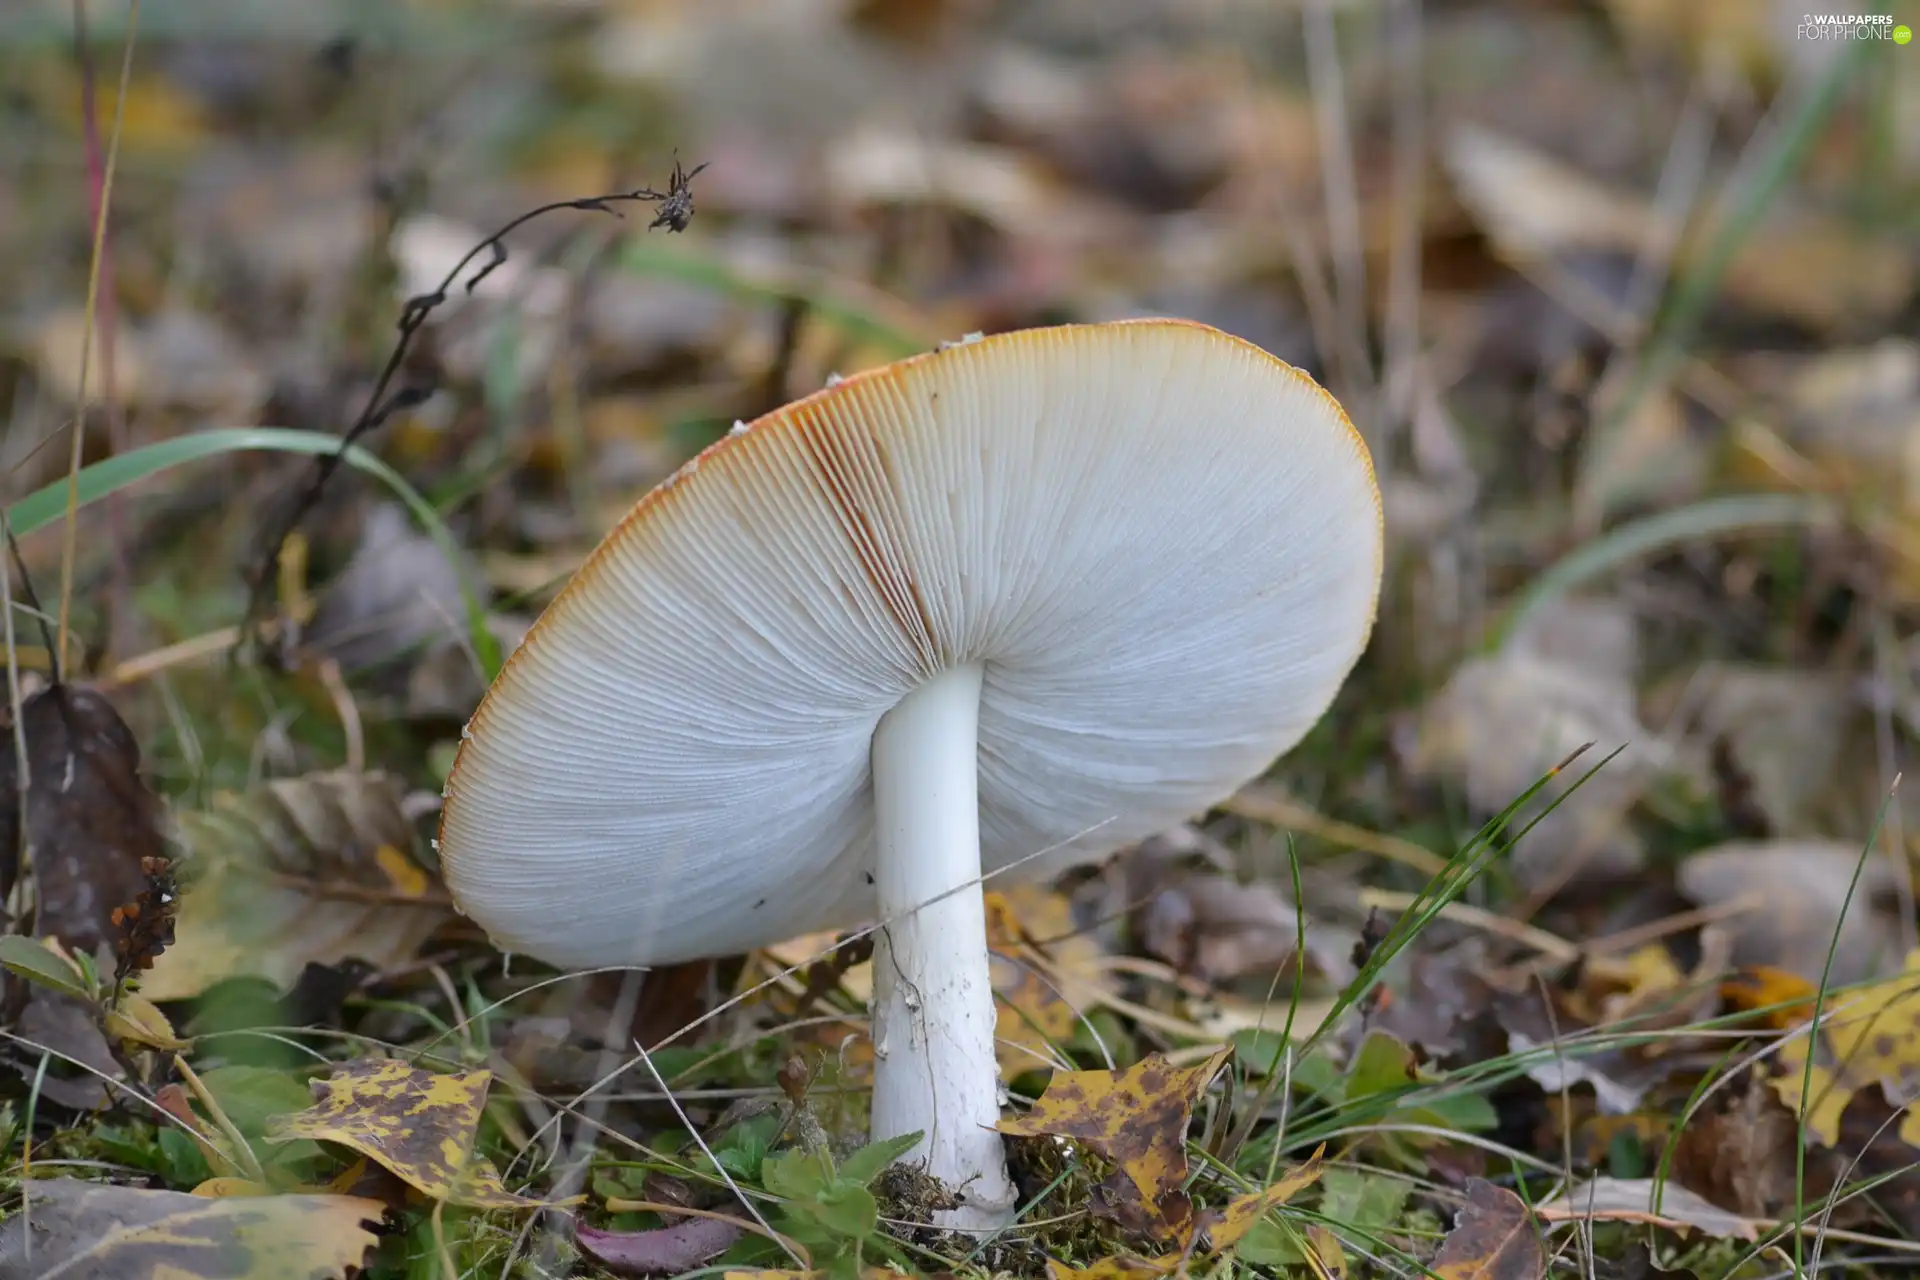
105,992,191,1051
1768,950,1920,1147
1208,1145,1327,1252
264,1058,553,1209
1045,1256,1178,1280
1305,1223,1348,1278
999,1047,1232,1238
986,888,1092,1078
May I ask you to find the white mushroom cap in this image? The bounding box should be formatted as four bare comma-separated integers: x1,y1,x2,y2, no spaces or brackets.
439,319,1382,969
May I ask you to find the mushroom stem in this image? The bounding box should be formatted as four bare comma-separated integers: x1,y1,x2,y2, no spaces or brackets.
870,661,1017,1231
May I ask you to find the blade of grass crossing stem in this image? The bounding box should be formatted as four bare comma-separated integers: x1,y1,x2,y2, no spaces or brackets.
6,427,501,680
1495,493,1839,651
1299,744,1605,1062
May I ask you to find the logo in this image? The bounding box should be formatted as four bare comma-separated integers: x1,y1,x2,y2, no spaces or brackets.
1797,12,1902,39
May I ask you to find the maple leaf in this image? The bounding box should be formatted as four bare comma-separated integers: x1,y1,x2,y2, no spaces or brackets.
1431,1179,1544,1280
998,1047,1230,1238
264,1058,557,1209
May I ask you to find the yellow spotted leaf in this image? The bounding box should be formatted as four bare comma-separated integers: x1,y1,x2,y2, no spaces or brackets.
999,1046,1231,1238
1432,1179,1544,1280
1208,1145,1327,1252
264,1058,548,1209
1771,1037,1851,1146
0,1177,379,1278
1768,951,1920,1147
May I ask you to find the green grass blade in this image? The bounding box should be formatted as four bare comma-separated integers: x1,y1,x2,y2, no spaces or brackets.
1495,492,1839,651
5,427,501,680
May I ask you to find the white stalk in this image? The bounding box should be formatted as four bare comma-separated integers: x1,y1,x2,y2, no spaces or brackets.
869,661,1017,1231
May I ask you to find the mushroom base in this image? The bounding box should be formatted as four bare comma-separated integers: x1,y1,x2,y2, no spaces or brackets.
870,662,1018,1232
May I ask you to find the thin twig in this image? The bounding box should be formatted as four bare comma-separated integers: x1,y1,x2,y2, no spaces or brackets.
239,160,706,649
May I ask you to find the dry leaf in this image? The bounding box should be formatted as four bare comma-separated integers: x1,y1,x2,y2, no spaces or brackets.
1431,1179,1545,1280
1405,646,1659,887
985,885,1110,1078
1769,949,1920,1147
1044,1257,1178,1280
998,1047,1230,1238
1444,124,1913,330
264,1058,544,1209
1720,966,1819,1029
1678,840,1903,987
103,991,191,1051
0,684,167,960
1206,1146,1326,1252
576,1216,746,1275
1536,1177,1761,1240
0,1177,380,1278
144,771,451,1000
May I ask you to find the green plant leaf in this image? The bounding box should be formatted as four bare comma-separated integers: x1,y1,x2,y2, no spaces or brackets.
1238,1216,1306,1267
761,1148,833,1202
834,1131,923,1187
1320,1168,1411,1237
1343,1030,1416,1101
710,1111,782,1182
0,935,96,1002
806,1183,878,1240
4,427,500,680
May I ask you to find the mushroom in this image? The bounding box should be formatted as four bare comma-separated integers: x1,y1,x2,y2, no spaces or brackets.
438,319,1383,1229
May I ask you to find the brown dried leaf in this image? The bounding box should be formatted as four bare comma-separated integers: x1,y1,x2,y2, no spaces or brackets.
0,1177,381,1278
1444,124,1913,330
144,771,451,1000
576,1216,746,1276
1536,1177,1760,1240
1678,840,1903,987
1044,1257,1177,1280
1405,646,1658,888
0,685,165,959
1669,1071,1819,1219
300,502,476,675
263,1058,546,1209
1431,1179,1545,1280
998,1047,1231,1239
